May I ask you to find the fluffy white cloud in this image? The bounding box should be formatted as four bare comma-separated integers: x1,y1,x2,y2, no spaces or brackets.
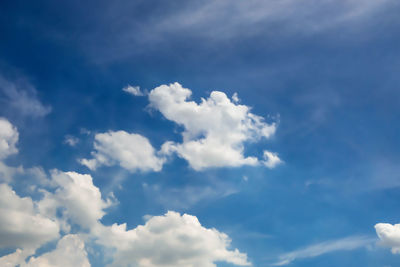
0,184,59,266
39,171,112,231
80,131,165,172
0,167,251,267
0,184,59,250
149,83,278,170
375,223,400,253
123,85,144,96
0,170,111,265
22,235,90,267
0,118,19,159
95,211,250,267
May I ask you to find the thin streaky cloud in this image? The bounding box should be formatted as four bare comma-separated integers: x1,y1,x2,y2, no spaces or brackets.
272,235,376,266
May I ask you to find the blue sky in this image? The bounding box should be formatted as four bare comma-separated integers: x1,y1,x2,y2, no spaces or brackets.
1,0,400,266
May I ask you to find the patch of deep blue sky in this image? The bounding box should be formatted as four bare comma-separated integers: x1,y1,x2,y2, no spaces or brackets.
1,0,400,266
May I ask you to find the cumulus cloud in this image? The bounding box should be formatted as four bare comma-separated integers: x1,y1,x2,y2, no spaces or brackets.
0,167,250,267
22,235,90,267
0,184,59,266
35,171,249,267
149,82,278,170
0,170,111,265
0,118,19,159
80,131,165,172
0,75,51,118
375,223,400,253
38,171,112,231
0,117,251,266
273,235,375,266
94,211,250,267
123,85,144,96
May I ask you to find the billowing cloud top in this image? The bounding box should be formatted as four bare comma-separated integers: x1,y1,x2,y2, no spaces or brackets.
150,83,277,170
95,211,251,267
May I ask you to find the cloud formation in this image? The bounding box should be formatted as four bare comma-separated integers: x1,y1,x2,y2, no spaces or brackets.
150,83,278,170
95,211,251,267
0,116,249,267
0,167,251,267
81,83,280,173
80,130,165,172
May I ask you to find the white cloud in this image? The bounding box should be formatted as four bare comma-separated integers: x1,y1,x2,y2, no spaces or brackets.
0,170,111,265
149,82,278,170
0,118,19,159
64,135,79,146
0,75,51,118
273,235,375,266
80,131,165,172
263,150,283,169
0,166,251,267
0,184,59,265
94,211,251,267
123,85,144,96
38,171,112,231
22,235,90,267
375,223,400,253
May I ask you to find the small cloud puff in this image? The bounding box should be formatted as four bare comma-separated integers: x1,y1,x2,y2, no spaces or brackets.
123,85,144,96
64,135,79,147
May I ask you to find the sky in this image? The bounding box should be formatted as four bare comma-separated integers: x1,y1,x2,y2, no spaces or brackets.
0,0,400,266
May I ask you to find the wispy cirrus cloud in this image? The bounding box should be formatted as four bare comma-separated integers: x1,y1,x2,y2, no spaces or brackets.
272,235,375,266
0,75,51,118
75,0,395,62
